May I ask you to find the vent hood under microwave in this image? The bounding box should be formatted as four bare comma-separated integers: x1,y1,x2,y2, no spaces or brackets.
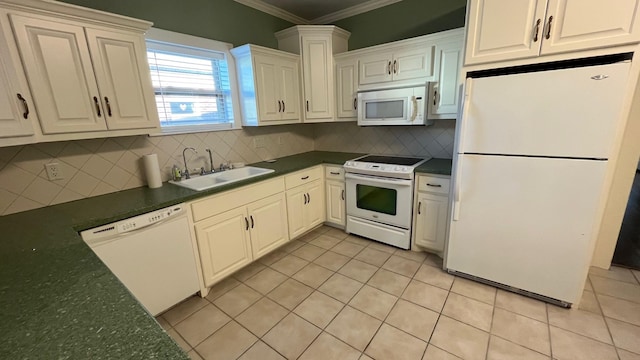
357,84,432,126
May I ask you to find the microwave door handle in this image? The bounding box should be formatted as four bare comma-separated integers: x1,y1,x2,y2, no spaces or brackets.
410,96,418,121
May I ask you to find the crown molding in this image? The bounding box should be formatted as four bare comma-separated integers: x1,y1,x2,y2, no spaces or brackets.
234,0,310,24
312,0,403,24
234,0,403,25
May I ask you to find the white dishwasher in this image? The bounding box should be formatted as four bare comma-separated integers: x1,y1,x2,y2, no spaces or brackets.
80,203,200,316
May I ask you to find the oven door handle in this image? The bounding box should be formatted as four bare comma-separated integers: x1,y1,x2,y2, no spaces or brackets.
345,173,413,187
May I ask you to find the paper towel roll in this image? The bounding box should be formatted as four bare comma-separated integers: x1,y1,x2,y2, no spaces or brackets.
143,154,162,189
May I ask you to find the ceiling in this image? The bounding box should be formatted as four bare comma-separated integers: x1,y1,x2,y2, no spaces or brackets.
234,0,402,24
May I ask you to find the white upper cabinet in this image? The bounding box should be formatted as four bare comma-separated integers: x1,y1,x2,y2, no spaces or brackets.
0,0,159,144
334,55,358,119
0,20,34,140
11,14,107,134
465,0,640,65
541,0,640,55
275,26,350,123
231,44,301,126
428,36,464,120
85,28,157,130
359,45,435,85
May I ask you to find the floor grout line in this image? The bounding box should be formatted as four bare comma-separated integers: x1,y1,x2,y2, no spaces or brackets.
160,225,640,360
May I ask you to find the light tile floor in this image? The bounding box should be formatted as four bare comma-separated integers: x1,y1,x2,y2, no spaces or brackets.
156,225,640,360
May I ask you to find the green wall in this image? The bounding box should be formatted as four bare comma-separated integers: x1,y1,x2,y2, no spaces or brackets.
59,0,293,48
334,0,467,50
59,0,465,52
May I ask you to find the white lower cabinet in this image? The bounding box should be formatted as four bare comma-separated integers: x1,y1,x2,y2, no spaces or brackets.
285,166,325,239
190,178,289,288
195,206,253,287
413,174,451,253
247,193,289,259
325,165,346,227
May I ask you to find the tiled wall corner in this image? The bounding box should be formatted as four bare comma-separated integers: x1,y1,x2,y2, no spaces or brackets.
313,120,456,159
0,125,314,216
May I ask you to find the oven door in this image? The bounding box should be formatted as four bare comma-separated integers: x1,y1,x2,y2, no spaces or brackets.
345,172,413,229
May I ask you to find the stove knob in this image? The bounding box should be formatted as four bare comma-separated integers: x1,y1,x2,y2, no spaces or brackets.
395,166,402,171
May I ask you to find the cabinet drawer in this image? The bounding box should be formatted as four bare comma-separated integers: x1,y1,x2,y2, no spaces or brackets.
417,175,450,194
324,165,344,180
191,177,285,222
285,166,322,189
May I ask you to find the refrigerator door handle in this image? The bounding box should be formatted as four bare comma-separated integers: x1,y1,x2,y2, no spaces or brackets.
453,79,473,221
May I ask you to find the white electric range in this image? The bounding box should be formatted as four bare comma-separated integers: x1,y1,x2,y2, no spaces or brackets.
344,155,429,249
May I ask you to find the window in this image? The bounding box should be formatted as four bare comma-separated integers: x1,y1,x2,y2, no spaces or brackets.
145,28,238,134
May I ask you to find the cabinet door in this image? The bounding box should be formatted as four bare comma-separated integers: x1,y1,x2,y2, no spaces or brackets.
465,0,548,65
541,0,640,55
10,14,106,134
335,58,358,119
301,35,334,120
194,207,252,287
0,30,34,138
305,180,325,229
253,55,281,122
286,186,307,239
359,52,393,85
278,57,301,121
85,28,157,130
428,40,463,119
393,45,435,81
414,192,448,252
248,193,289,259
325,180,345,226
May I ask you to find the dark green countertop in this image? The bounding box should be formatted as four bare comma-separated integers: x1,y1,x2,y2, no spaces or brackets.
0,151,450,359
415,158,453,175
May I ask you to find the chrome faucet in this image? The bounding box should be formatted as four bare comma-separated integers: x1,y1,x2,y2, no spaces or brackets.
205,149,214,174
182,147,197,179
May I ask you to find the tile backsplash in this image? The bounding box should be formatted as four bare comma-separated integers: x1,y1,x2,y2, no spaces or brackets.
0,125,313,215
314,120,455,159
0,120,454,215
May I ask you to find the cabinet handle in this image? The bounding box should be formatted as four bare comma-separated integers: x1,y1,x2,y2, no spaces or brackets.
533,18,541,42
426,183,442,187
341,189,345,200
545,16,553,40
245,217,249,230
303,193,308,204
354,98,357,110
307,192,311,203
282,100,285,112
387,61,391,75
433,89,438,106
16,93,29,119
330,171,340,175
278,100,282,112
418,201,422,214
301,176,309,180
306,100,309,112
393,60,397,74
93,96,102,117
104,97,112,117
250,215,254,228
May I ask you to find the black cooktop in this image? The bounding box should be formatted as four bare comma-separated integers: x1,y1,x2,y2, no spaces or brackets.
355,155,426,166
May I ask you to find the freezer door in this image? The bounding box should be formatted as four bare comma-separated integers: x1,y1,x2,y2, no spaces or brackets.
447,154,607,304
460,62,630,159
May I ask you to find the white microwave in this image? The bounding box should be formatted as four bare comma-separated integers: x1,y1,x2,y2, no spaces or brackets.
357,84,431,126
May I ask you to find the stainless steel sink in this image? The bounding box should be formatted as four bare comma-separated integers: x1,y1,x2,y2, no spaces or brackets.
169,166,275,191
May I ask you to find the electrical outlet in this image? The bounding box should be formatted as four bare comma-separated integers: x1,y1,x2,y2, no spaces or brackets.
253,136,265,148
44,163,64,180
277,136,283,145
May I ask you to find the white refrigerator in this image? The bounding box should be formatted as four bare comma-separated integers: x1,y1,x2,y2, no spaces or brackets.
446,59,631,306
